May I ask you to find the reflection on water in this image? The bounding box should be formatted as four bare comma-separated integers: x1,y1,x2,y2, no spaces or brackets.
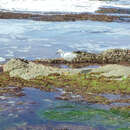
0,87,129,130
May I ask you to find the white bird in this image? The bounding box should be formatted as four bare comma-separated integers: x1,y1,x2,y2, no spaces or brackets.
56,49,77,61
0,57,5,62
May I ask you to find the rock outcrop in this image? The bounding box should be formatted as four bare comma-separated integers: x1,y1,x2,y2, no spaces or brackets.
92,64,130,78
3,59,82,80
0,11,130,22
3,49,130,80
74,49,130,64
36,49,130,65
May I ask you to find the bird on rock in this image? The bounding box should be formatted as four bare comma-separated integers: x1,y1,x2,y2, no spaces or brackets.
56,49,77,61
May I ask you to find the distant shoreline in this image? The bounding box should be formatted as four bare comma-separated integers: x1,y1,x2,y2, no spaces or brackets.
0,7,130,22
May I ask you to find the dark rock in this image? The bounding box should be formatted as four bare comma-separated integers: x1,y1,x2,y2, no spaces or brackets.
0,11,130,22
35,49,130,65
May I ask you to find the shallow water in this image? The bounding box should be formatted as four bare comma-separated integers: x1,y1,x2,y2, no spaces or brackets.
0,19,130,62
0,87,129,130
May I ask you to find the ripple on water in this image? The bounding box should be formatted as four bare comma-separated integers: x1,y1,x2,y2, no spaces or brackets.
0,20,130,60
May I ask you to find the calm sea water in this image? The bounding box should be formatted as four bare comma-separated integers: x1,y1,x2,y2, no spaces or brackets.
0,19,130,61
0,0,130,62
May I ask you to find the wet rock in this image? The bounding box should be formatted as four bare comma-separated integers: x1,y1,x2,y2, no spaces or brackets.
55,96,70,100
74,49,130,64
3,49,130,80
56,91,84,101
35,49,130,65
96,7,130,14
100,49,130,64
0,11,130,22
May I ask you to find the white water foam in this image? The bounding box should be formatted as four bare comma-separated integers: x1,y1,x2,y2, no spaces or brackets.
1,0,130,13
0,0,105,13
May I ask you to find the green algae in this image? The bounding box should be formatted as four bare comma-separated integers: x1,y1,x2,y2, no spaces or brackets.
0,70,129,129
0,71,129,104
110,106,130,119
37,102,130,128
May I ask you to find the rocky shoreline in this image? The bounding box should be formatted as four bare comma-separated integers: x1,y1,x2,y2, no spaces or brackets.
0,55,130,130
0,8,130,22
34,49,130,67
96,7,130,15
0,49,129,111
0,6,130,129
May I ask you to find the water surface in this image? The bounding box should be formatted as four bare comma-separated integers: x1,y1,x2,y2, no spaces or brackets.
0,19,130,62
0,87,129,130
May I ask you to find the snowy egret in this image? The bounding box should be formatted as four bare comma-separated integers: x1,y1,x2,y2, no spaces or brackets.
0,57,5,62
56,49,77,61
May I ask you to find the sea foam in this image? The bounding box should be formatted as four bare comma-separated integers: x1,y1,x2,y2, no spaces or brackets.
0,0,120,13
0,0,104,13
0,0,130,13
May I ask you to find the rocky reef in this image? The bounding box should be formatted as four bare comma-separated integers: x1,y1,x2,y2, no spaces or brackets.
0,11,130,22
3,49,130,80
1,62,130,105
71,49,130,64
34,49,130,67
3,58,81,80
0,49,130,110
2,49,130,80
96,7,130,14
